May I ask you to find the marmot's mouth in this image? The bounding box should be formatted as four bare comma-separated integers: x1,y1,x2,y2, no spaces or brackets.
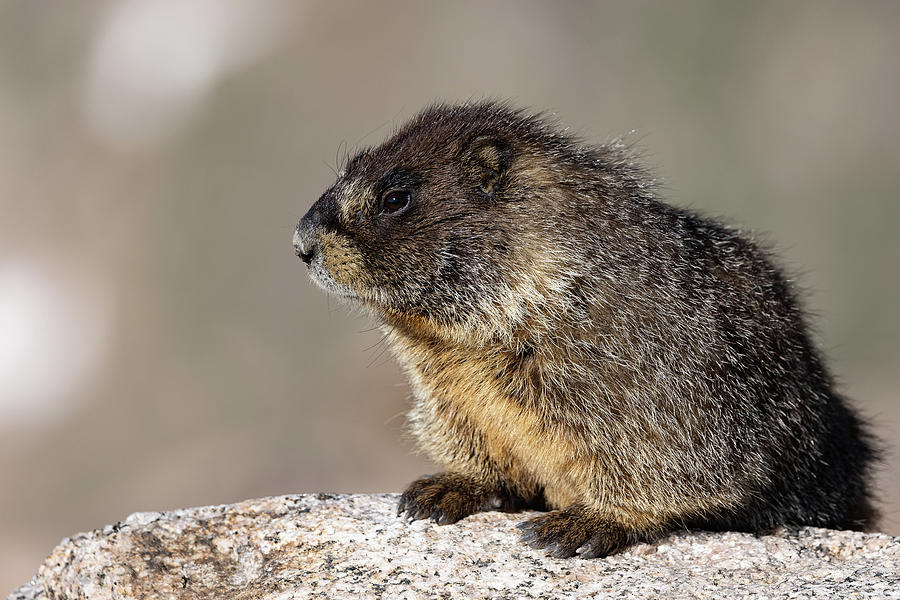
306,263,359,300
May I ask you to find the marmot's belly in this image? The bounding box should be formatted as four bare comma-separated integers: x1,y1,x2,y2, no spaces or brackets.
447,384,587,509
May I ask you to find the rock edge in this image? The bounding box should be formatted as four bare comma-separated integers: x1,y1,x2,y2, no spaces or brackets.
8,494,900,599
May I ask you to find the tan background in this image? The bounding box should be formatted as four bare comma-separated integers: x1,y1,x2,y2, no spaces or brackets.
1,1,898,591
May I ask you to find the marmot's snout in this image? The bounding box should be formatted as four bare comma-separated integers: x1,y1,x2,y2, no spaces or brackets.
294,191,363,299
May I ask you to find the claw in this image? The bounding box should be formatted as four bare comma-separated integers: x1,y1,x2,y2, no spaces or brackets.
578,542,605,559
516,520,538,541
544,542,561,556
518,533,537,544
549,544,577,559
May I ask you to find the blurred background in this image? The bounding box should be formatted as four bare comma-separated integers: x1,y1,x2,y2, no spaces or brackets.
1,0,898,590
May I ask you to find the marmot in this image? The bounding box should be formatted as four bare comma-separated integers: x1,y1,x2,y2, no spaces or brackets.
293,102,877,558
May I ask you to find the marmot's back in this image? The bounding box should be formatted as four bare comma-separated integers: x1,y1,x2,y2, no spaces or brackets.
294,102,877,557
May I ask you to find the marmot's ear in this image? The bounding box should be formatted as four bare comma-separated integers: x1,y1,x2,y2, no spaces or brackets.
464,136,512,197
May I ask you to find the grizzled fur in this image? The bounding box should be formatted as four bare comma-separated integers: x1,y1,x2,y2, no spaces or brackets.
294,102,877,558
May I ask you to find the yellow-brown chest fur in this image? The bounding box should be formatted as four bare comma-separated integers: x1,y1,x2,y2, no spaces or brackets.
387,325,590,510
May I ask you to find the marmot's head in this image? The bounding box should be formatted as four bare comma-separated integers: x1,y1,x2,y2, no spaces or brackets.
294,102,617,345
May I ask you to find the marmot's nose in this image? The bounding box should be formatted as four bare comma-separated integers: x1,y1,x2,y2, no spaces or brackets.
296,199,332,264
294,218,318,264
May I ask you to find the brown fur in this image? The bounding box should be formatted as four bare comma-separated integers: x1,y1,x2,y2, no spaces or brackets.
294,102,878,557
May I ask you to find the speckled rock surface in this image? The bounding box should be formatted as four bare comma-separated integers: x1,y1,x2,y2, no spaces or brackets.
8,493,900,599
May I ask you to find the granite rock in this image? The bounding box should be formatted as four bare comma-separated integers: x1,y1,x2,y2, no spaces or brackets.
8,494,900,599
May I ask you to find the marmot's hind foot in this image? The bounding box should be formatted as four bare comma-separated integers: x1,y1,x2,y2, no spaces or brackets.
397,472,517,525
518,505,660,558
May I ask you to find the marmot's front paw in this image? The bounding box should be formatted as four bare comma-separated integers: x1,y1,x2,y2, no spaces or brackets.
517,505,655,558
397,472,513,525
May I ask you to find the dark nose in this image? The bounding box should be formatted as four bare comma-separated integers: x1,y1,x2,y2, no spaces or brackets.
294,205,323,264
293,223,317,264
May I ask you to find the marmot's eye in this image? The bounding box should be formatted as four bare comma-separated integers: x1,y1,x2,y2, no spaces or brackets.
379,190,411,215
